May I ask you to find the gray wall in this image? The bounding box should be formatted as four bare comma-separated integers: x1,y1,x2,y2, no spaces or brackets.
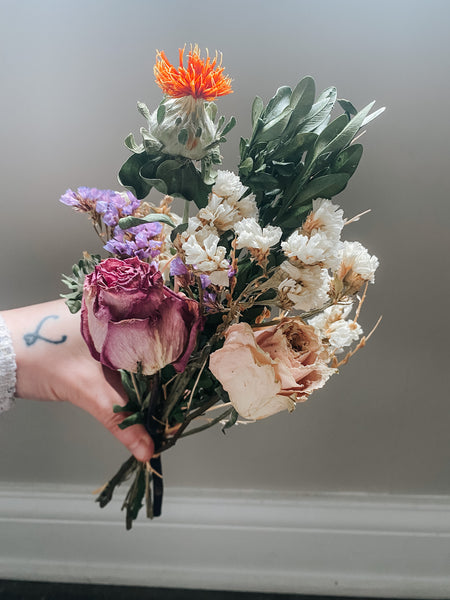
1,0,449,495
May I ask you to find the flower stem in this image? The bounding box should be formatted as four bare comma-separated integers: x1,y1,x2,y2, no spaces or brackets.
183,199,190,224
179,407,233,438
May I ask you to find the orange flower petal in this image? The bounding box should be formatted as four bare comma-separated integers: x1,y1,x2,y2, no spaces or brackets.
154,45,233,101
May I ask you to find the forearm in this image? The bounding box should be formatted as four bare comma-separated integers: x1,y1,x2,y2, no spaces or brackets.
1,299,75,401
1,299,154,461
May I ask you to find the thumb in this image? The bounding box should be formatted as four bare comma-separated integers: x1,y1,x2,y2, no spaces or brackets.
79,366,155,462
98,408,155,462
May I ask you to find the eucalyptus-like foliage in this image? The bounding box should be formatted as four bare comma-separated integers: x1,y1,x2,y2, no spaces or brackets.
61,254,101,313
238,77,384,236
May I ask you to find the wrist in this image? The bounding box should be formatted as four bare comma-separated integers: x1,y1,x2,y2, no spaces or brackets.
1,299,75,401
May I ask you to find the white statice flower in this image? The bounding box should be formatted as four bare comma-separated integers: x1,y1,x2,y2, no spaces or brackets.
309,304,363,354
197,170,258,233
281,230,342,271
278,262,331,311
302,199,345,242
234,218,282,254
181,225,230,287
213,170,249,201
336,241,379,294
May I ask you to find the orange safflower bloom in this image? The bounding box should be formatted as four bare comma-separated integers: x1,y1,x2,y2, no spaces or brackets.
154,45,233,101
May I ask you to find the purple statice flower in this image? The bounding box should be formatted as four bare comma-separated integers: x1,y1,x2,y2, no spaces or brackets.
95,190,141,227
170,257,189,277
199,274,211,289
228,265,237,279
59,187,103,212
104,223,163,259
203,290,217,306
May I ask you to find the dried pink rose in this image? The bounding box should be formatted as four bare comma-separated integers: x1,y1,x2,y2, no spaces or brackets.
209,319,334,420
81,257,202,375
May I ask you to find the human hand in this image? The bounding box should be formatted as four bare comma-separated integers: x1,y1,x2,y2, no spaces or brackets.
1,299,154,462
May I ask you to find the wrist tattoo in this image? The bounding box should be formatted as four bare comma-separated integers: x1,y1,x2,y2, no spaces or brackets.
23,315,68,346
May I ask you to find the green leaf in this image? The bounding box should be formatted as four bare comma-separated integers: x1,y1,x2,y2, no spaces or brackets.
272,161,296,176
292,172,350,205
118,213,175,230
156,103,166,125
286,76,316,129
251,96,264,129
246,171,279,191
271,132,317,161
118,412,145,430
239,156,254,177
276,202,312,230
297,86,337,133
221,116,236,136
257,112,291,143
139,177,168,195
319,101,376,156
118,152,154,199
137,101,151,121
222,408,239,433
124,133,144,154
178,128,188,145
331,144,363,176
361,106,385,127
61,254,102,313
263,86,292,121
239,137,248,158
311,114,349,161
170,222,188,242
141,160,211,209
338,98,357,117
205,101,218,122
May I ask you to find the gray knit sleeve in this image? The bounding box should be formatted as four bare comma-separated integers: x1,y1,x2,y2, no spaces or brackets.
0,314,16,413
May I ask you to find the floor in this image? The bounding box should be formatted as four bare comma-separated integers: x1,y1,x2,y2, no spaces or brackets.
0,581,399,600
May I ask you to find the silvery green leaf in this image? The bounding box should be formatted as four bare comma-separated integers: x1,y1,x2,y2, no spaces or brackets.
118,213,175,230
239,137,248,158
156,103,166,125
286,76,315,129
361,106,385,127
205,102,218,122
137,101,151,121
292,172,350,205
331,144,363,176
178,128,188,145
310,114,349,160
271,131,317,161
338,98,358,117
124,133,144,154
290,76,315,109
251,96,264,128
195,126,202,138
263,86,292,121
239,156,253,176
298,86,337,133
221,116,236,136
256,109,292,143
320,101,376,156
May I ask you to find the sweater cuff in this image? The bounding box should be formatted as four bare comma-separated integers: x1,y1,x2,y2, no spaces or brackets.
0,314,16,413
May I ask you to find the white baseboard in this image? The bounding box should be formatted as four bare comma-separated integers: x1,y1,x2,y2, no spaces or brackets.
0,484,449,598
